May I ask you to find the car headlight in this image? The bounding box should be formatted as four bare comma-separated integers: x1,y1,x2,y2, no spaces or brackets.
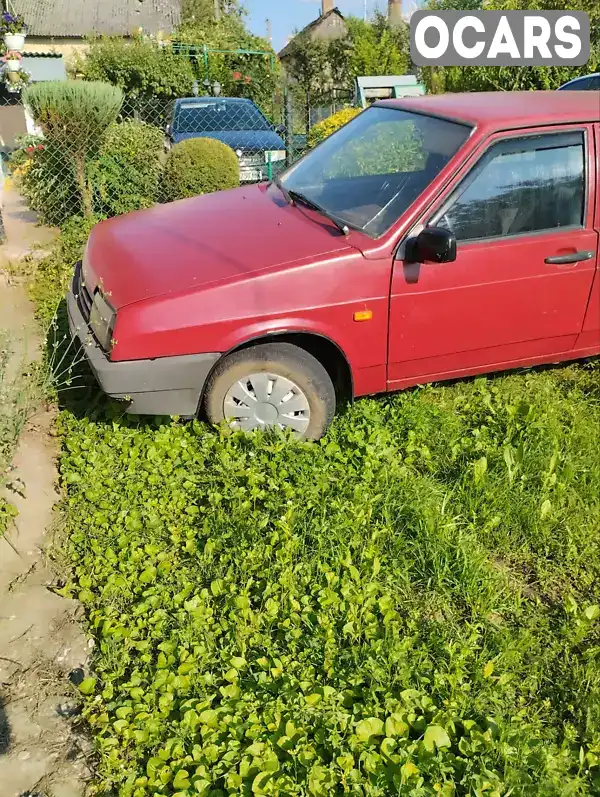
265,150,286,163
89,290,116,353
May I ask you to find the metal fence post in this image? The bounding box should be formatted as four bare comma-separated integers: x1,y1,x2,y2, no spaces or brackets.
284,86,293,167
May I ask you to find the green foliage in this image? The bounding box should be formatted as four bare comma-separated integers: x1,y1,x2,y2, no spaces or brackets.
11,119,165,226
89,120,165,218
79,38,195,99
79,14,278,115
23,80,124,218
284,12,410,102
174,14,279,115
25,216,98,324
347,13,410,78
162,138,239,202
23,80,124,150
421,0,600,93
12,136,81,226
0,331,29,537
307,107,361,148
310,111,426,179
52,354,600,794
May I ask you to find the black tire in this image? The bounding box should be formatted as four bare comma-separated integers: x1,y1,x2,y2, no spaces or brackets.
202,342,336,440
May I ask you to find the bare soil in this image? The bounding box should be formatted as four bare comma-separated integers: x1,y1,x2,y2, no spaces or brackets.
0,188,92,797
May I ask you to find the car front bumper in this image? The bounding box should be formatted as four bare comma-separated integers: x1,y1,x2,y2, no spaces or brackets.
67,268,221,418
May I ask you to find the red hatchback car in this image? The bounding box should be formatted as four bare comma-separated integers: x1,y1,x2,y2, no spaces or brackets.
68,91,600,439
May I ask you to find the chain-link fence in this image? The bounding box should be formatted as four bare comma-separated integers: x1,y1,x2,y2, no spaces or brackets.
0,37,363,229
0,87,317,229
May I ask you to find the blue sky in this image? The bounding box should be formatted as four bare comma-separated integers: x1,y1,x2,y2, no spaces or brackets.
245,0,387,52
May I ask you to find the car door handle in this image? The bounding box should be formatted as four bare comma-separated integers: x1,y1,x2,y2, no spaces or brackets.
544,250,595,265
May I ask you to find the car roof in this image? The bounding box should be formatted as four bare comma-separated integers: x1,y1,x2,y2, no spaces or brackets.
175,96,254,105
377,91,600,130
559,73,600,86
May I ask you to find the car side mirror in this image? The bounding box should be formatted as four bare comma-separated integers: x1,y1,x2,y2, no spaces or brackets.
407,227,457,264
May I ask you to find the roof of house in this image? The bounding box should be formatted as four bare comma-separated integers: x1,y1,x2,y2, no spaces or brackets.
278,8,345,60
381,90,600,129
11,0,182,38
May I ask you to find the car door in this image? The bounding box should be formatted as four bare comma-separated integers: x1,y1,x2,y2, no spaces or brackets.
576,123,600,354
388,125,598,388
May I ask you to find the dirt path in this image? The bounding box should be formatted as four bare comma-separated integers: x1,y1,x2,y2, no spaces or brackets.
0,188,92,797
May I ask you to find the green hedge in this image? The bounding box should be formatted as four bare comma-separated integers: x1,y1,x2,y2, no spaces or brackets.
307,107,362,149
162,138,240,203
90,119,165,217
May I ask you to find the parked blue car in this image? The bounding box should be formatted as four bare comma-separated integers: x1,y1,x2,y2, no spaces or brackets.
166,97,287,183
558,73,600,91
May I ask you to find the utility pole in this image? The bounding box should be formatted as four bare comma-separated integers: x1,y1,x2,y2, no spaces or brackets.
364,0,367,22
213,0,220,22
266,18,272,45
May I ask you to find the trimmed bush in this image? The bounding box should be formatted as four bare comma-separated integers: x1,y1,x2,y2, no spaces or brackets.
90,119,164,217
162,137,240,202
23,80,123,218
307,107,362,148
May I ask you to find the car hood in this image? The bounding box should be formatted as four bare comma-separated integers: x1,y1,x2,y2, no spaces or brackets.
171,129,286,151
85,184,358,309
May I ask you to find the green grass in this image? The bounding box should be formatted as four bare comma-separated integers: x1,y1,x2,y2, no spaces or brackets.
53,358,600,796
19,226,600,794
0,331,30,535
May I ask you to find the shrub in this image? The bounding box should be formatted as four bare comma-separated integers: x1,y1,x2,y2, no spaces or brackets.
10,136,80,226
23,80,123,218
307,107,361,148
161,138,239,202
90,119,164,217
25,215,98,323
79,37,195,100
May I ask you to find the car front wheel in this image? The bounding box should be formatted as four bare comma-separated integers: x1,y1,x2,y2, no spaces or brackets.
202,342,336,440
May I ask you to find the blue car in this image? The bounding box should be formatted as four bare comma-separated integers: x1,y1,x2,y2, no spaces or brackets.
558,73,600,91
166,97,287,183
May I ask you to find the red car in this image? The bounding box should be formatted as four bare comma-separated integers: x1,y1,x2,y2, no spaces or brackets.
68,91,600,440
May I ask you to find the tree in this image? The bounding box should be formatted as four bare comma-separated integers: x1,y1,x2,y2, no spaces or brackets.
176,2,279,117
283,12,411,100
23,81,123,219
347,12,410,77
79,37,196,99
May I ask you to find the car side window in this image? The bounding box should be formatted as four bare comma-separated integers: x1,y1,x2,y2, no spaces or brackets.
435,132,585,242
588,76,600,89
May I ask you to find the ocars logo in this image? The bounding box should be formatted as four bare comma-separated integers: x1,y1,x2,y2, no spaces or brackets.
411,11,590,67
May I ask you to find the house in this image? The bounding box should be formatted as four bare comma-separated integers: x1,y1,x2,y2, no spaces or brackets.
277,1,348,66
5,0,183,62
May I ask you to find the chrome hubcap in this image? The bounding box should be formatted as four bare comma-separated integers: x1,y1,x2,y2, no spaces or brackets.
223,372,310,434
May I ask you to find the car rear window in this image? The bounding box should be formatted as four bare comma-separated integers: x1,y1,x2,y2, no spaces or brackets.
174,102,271,133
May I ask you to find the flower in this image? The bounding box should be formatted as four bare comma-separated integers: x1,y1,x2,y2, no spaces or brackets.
244,75,252,84
26,145,34,153
1,50,23,62
0,12,26,34
37,144,44,151
233,71,242,80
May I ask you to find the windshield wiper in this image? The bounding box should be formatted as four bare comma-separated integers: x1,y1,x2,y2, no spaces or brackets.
287,190,350,236
271,175,292,205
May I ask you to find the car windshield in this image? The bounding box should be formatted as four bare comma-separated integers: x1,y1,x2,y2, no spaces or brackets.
173,101,271,133
280,106,472,238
